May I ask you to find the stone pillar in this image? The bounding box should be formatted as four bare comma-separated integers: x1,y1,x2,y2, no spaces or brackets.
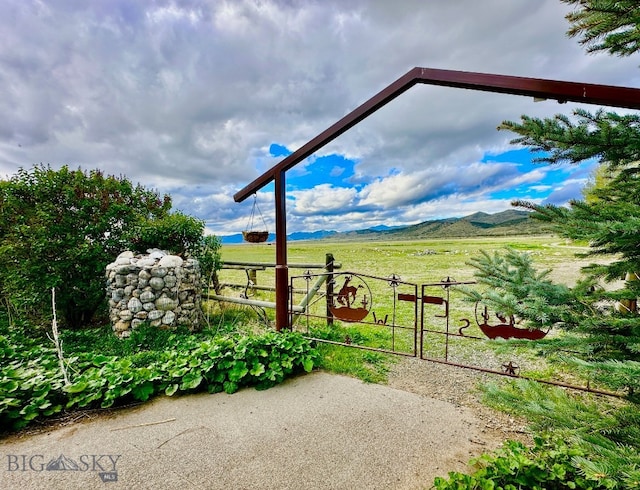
106,249,202,338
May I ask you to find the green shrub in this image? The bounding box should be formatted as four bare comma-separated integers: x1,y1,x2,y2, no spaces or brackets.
127,211,205,256
0,165,172,328
433,435,613,490
440,379,640,490
0,327,318,433
196,234,222,288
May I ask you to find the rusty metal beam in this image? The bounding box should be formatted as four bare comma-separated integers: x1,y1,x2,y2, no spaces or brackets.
274,170,288,331
412,67,640,108
234,68,420,202
234,66,640,202
234,66,640,331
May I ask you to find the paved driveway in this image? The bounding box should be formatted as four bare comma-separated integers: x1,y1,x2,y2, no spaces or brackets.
0,372,492,489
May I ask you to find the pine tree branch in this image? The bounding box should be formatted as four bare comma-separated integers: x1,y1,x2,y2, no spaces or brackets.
561,0,640,57
498,110,640,167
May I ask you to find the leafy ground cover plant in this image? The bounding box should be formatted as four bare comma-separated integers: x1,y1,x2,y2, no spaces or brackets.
0,322,318,433
433,435,613,490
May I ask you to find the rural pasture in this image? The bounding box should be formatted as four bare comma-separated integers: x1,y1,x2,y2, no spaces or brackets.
214,235,610,391
218,235,587,291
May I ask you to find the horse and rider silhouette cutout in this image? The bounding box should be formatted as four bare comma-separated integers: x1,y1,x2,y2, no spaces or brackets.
330,274,371,322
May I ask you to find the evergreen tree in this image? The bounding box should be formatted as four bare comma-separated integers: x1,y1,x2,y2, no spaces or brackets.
562,0,640,57
465,1,640,389
442,5,640,488
461,248,575,330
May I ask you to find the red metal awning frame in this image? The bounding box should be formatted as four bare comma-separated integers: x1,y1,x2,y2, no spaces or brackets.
233,67,640,331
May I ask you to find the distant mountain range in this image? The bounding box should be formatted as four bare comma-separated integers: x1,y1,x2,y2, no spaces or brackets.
218,209,554,244
219,229,336,244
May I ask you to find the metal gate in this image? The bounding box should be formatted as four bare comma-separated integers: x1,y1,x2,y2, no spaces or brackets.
290,271,621,397
290,271,419,356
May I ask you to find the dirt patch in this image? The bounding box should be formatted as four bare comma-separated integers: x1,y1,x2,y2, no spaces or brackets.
386,356,532,447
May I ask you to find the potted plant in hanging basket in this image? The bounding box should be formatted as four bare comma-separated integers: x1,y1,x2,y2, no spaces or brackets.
243,195,269,243
242,230,269,243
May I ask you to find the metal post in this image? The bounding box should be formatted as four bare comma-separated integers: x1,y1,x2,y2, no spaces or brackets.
248,268,257,295
274,171,289,331
325,253,334,326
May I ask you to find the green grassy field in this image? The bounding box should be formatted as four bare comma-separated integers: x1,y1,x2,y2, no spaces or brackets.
218,235,585,285
212,236,604,386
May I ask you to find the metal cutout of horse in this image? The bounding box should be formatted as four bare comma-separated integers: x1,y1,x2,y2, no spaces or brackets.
328,274,372,322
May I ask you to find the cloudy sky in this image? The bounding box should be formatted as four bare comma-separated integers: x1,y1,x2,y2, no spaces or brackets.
1,1,638,236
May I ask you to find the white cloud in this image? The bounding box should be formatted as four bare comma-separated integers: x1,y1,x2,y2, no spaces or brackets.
289,184,357,216
358,162,526,208
543,177,590,205
0,0,634,234
530,184,553,192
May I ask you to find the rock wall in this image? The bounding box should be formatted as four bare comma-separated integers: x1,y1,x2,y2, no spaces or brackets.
106,249,202,337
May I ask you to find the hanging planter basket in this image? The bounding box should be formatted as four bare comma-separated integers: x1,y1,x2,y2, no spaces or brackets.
243,194,269,243
242,230,269,243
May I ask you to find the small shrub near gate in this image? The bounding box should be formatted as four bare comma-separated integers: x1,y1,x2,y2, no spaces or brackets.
433,435,613,490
